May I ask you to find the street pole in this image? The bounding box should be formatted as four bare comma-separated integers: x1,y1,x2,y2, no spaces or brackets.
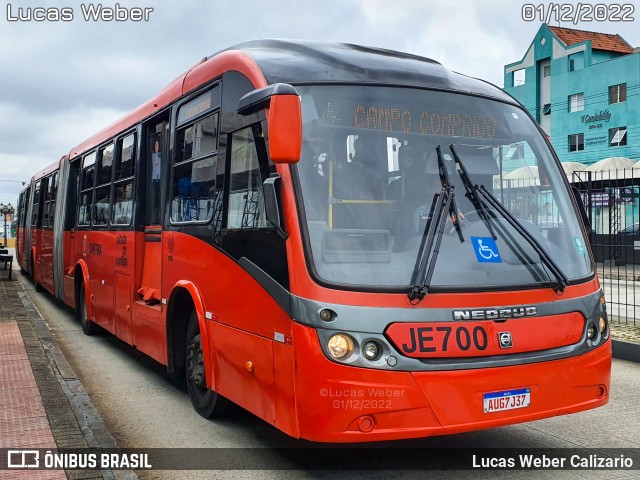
0,203,14,247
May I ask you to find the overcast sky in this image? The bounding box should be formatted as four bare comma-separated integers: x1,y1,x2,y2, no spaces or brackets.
1,0,639,204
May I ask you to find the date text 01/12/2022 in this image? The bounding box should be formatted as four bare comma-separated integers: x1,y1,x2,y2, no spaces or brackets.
521,3,634,24
6,3,154,22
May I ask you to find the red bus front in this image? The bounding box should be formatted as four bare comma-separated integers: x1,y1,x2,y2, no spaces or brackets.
275,84,610,442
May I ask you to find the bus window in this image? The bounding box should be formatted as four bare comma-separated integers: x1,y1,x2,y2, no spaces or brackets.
78,152,96,225
116,134,135,180
94,144,114,226
42,176,52,228
171,113,219,223
31,179,42,227
112,133,136,225
226,127,266,229
179,114,218,162
97,143,114,185
49,172,58,228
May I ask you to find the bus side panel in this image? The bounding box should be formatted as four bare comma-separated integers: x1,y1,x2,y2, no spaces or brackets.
213,322,276,424
131,314,165,365
62,230,76,308
40,228,55,294
162,232,293,427
273,341,299,437
31,229,42,283
81,231,116,333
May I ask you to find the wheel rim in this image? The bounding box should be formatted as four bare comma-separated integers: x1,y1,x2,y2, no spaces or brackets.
80,289,88,327
187,334,207,392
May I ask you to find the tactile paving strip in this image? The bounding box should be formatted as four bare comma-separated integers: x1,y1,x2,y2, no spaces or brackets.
0,322,59,453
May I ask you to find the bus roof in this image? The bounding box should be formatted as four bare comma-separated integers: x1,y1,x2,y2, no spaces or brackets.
221,40,514,103
64,40,512,163
32,157,64,181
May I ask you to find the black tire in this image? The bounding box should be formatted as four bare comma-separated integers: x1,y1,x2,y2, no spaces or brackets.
30,255,41,291
78,282,98,336
185,311,229,418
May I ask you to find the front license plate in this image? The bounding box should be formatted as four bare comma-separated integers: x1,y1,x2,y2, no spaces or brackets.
483,388,530,413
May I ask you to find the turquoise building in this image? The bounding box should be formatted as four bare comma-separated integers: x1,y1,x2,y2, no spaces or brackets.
504,24,639,168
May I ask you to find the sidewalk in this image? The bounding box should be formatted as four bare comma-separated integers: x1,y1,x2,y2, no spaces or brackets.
0,263,134,479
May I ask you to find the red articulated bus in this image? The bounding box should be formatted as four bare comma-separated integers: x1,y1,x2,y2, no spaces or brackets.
16,40,610,442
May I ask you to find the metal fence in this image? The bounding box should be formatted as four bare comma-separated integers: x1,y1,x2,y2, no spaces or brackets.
572,168,640,327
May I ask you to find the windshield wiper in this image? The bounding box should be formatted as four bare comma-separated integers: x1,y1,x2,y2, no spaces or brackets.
449,144,496,240
476,185,568,294
437,146,464,243
448,144,566,293
408,146,459,302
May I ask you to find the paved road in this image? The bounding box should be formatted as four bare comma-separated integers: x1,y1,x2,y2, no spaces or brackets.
17,273,640,479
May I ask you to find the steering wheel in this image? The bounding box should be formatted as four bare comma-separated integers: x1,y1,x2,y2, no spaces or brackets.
447,208,498,236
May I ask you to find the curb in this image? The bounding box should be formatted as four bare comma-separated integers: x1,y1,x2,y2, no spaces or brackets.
15,279,138,480
612,338,640,363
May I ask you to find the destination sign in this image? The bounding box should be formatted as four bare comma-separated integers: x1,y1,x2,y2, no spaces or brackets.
352,105,497,138
177,86,220,125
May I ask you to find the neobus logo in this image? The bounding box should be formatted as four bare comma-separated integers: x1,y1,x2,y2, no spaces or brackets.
452,307,537,321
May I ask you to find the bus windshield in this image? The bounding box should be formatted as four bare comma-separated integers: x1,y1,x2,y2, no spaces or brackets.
295,85,593,291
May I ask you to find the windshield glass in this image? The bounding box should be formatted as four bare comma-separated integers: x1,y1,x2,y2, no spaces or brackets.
295,85,592,290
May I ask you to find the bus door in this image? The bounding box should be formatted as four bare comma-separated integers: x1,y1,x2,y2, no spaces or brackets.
137,120,166,304
112,133,137,344
130,118,167,362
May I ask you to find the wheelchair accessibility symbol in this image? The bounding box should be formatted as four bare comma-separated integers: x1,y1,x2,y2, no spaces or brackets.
471,237,502,263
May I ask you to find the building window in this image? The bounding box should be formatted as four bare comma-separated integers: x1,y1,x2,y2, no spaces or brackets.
542,103,551,115
543,65,551,77
513,69,525,86
568,93,584,113
610,127,627,147
568,52,584,72
609,84,627,104
569,134,584,152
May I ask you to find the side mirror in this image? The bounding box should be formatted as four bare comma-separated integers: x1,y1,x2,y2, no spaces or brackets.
263,173,287,239
238,83,302,164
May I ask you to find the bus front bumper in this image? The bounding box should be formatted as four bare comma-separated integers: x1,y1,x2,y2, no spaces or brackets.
293,323,611,443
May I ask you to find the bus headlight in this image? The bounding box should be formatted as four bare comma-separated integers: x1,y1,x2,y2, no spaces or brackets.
327,334,355,360
362,341,380,361
587,324,597,340
599,316,607,334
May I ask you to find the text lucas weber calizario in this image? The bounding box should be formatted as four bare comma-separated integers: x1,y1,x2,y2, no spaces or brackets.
6,3,154,22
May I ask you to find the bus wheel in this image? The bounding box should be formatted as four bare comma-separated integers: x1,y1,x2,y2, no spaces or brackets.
185,311,229,419
78,283,98,336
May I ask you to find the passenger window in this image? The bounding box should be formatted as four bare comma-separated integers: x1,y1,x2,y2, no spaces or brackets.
49,172,57,228
112,133,136,225
82,152,96,190
171,113,219,223
115,134,136,180
97,143,114,185
31,180,41,227
78,191,92,226
93,185,110,225
78,152,96,225
112,182,133,225
178,113,218,162
226,127,267,229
